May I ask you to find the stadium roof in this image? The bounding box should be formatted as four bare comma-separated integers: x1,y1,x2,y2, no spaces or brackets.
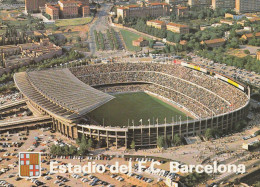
14,69,114,120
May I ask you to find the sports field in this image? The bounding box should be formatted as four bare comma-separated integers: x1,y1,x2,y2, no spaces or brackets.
88,92,192,127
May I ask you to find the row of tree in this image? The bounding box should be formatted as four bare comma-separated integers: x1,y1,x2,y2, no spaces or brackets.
156,134,184,149
111,28,120,50
106,29,114,50
180,172,209,187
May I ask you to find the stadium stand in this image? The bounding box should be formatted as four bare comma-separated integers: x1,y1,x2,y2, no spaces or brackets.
11,62,250,148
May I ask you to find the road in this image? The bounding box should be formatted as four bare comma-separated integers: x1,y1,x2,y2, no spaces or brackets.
215,158,260,184
88,3,112,55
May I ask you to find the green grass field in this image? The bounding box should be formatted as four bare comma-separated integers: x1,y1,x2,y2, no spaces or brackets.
88,92,192,127
120,29,151,51
55,17,92,27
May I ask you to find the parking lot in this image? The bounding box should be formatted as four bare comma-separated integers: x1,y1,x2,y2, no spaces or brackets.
0,128,175,187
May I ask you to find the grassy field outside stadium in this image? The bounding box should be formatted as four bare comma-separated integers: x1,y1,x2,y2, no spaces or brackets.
120,29,151,51
55,17,93,27
88,92,192,127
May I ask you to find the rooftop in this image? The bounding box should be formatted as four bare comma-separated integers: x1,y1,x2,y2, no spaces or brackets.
177,6,188,10
167,22,188,28
150,2,168,6
147,20,165,25
14,69,114,120
46,4,59,10
202,38,226,45
243,32,260,38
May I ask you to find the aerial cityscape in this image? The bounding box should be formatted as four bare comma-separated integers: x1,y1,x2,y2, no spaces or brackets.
0,0,260,186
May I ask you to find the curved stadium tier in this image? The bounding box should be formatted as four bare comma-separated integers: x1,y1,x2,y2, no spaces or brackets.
14,62,250,148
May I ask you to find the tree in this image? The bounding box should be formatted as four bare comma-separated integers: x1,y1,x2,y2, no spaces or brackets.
88,138,94,148
157,136,165,148
64,145,70,156
50,144,57,155
118,16,123,24
234,178,240,185
69,145,77,155
76,36,81,42
205,128,214,140
130,140,135,149
53,25,60,31
78,135,89,155
173,134,182,146
234,120,246,132
76,137,81,145
81,135,87,145
149,40,155,48
244,49,250,54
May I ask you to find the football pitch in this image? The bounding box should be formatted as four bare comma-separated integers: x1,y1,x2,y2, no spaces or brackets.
88,92,193,127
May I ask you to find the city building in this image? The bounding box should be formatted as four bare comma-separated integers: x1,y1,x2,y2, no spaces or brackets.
21,40,62,63
225,13,246,20
235,0,260,13
166,22,189,34
165,0,187,6
0,39,62,69
117,3,170,19
58,0,79,18
132,37,149,47
45,0,90,20
241,32,260,41
242,139,260,151
146,20,166,29
45,4,59,20
220,19,235,25
145,0,162,2
25,0,46,13
179,40,188,45
201,38,226,48
176,6,189,17
257,51,260,60
0,45,20,57
212,0,235,10
188,0,211,7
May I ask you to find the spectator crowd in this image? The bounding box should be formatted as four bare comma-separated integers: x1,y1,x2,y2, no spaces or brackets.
70,62,249,118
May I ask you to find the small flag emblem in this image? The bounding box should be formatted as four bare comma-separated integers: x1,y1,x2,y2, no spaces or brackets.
19,152,41,178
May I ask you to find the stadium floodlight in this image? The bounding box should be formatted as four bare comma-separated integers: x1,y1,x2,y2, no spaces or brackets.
139,119,142,126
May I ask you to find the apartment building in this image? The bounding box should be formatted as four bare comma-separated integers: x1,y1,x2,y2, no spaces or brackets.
117,3,170,19
212,0,235,10
165,0,187,6
166,22,190,34
241,32,260,41
58,0,79,18
188,0,211,7
235,0,260,13
132,37,149,47
146,20,166,29
257,51,260,60
25,0,46,13
177,6,189,17
45,4,59,20
201,38,226,48
45,0,90,20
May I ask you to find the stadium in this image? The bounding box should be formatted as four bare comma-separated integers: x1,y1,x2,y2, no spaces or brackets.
13,62,250,148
